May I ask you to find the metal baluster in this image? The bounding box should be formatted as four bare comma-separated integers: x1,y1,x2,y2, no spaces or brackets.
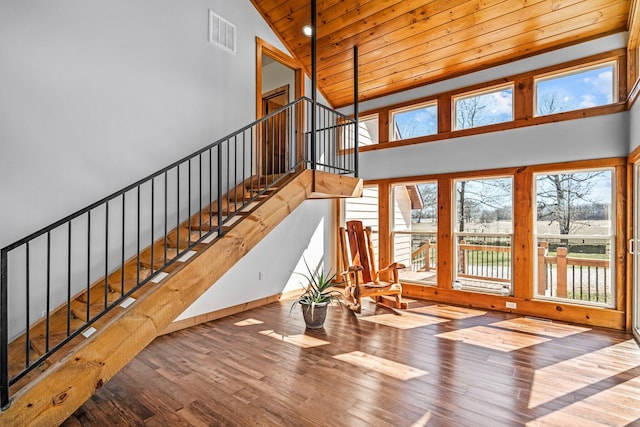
1,247,9,409
86,212,91,322
67,222,72,336
105,202,109,309
45,232,51,352
151,180,155,274
188,160,192,246
218,144,223,236
164,172,168,264
121,194,126,296
136,187,140,286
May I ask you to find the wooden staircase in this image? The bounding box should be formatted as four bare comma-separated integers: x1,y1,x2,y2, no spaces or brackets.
1,169,361,426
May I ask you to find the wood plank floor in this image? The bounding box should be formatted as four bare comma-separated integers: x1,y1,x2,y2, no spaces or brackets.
62,298,640,426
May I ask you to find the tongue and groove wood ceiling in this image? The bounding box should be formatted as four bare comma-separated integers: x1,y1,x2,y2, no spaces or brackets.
250,0,632,108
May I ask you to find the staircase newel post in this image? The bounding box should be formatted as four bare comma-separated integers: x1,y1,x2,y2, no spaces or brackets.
0,248,9,410
353,44,359,178
310,0,317,172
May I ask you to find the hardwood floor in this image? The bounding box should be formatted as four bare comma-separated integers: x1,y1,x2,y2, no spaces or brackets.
62,298,640,426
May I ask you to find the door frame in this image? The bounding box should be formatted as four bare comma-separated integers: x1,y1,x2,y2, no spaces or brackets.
633,161,640,340
255,38,304,119
255,38,304,177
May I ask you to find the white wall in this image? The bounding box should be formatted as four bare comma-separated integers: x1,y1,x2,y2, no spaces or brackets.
361,112,629,180
0,0,286,248
262,60,295,102
630,98,640,152
177,199,334,320
0,1,338,334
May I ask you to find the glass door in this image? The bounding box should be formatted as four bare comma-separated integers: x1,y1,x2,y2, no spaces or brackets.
633,163,640,341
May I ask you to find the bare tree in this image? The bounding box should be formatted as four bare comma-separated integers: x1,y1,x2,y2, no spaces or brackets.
536,172,606,236
411,183,437,223
538,93,571,115
457,179,512,232
394,108,437,139
456,96,487,129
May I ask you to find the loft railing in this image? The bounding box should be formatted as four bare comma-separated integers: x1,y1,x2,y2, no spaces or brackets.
0,96,358,409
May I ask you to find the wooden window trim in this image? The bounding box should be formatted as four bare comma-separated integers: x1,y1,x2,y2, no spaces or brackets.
389,99,439,142
346,157,628,330
357,49,627,154
452,82,515,131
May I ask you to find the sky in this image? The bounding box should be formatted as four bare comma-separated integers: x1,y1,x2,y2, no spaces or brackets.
391,63,614,138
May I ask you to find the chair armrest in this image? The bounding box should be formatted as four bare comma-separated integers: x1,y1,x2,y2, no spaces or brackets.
379,262,406,273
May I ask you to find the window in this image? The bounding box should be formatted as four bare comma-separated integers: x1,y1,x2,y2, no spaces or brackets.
357,114,379,147
392,182,438,285
535,61,616,116
453,85,513,130
390,101,438,140
453,177,513,294
534,169,615,306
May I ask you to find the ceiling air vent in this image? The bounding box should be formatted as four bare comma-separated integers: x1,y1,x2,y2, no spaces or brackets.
209,10,236,54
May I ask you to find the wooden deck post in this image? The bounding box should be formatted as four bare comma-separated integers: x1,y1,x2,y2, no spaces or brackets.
537,244,547,296
424,241,431,271
556,247,568,298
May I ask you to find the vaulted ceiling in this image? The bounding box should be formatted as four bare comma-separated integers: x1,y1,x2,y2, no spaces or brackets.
251,0,632,108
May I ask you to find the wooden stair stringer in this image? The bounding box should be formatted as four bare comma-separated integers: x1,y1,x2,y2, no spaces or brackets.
1,169,315,427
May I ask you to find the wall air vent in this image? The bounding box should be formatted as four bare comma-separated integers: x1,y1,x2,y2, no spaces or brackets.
209,10,236,54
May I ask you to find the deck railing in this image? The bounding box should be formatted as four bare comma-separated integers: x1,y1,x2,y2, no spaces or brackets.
402,237,611,303
0,96,357,409
537,241,611,304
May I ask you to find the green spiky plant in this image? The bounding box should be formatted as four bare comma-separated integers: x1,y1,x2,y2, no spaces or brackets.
291,257,344,324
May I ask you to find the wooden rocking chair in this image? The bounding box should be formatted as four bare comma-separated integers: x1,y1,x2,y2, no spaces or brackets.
339,220,407,313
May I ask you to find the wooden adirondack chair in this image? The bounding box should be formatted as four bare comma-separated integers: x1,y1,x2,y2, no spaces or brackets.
339,220,406,313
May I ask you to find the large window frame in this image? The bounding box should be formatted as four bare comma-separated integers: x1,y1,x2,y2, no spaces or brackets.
342,158,626,330
389,101,438,141
390,181,438,286
452,84,515,131
533,167,616,308
534,60,618,117
354,49,626,151
452,176,514,295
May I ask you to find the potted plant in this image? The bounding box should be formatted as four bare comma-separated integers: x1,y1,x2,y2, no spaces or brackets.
291,258,344,329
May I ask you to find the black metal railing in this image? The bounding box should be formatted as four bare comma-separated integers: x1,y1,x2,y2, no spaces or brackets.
0,96,357,409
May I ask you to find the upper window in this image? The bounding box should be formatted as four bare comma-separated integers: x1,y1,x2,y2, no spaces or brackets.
357,114,379,147
535,61,617,116
390,101,438,141
453,85,513,130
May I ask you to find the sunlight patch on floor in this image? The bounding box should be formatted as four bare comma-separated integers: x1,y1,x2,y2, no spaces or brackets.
360,312,449,329
410,411,433,426
333,351,428,380
259,330,330,348
409,304,486,319
234,318,264,326
526,375,640,426
491,317,590,338
436,325,550,352
528,339,640,409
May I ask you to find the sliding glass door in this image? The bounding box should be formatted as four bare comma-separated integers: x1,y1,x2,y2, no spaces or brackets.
634,163,640,341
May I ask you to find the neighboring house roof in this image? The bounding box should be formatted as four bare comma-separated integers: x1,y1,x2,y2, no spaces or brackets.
405,184,423,211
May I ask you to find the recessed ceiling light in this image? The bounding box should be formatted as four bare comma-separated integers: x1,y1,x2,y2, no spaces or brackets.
302,25,313,37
